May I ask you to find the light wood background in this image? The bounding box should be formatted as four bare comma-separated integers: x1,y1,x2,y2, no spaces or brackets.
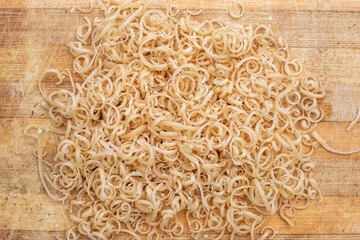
1,0,360,239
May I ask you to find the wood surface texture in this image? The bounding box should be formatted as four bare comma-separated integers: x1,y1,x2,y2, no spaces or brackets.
1,0,360,239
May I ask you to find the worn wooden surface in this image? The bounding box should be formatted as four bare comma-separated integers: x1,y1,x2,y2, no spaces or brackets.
1,0,360,239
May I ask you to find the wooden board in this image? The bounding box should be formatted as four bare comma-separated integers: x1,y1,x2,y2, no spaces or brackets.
1,0,360,239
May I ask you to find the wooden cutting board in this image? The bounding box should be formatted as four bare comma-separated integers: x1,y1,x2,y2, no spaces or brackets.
1,0,360,239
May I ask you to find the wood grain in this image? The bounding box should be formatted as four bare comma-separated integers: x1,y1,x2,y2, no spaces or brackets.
1,0,360,239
